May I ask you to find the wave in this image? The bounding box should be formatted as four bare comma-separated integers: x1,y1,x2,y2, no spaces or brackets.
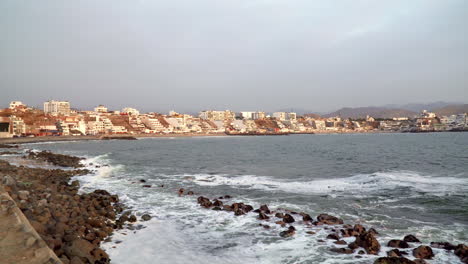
185,171,467,197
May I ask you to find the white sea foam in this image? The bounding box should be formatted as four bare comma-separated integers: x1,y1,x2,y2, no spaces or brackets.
184,171,467,197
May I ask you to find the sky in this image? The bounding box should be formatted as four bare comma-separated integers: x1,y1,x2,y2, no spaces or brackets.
1,0,467,113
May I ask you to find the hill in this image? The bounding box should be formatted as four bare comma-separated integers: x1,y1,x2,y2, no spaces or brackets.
432,104,468,116
322,107,417,119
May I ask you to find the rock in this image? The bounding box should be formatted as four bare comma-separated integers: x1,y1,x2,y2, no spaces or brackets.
334,240,347,245
348,242,358,250
142,185,152,188
353,224,366,234
387,249,405,257
197,196,212,208
455,244,468,263
412,245,434,259
139,179,146,183
279,226,296,238
178,188,184,195
64,239,95,263
234,209,245,216
187,191,194,195
326,234,340,241
330,248,354,254
212,199,223,207
355,231,381,255
374,257,416,264
388,240,410,248
259,205,271,214
403,234,420,243
283,214,295,223
258,212,270,220
242,204,254,213
275,212,284,218
18,190,29,201
368,228,379,235
317,214,344,225
128,215,137,222
306,231,316,235
430,242,456,250
275,221,286,227
141,214,152,221
301,213,313,222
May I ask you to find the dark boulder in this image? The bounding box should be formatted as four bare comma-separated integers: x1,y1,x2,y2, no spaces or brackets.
317,214,344,225
430,241,455,250
403,235,420,243
455,244,468,263
279,226,296,238
141,214,152,221
374,257,416,264
330,248,354,254
301,213,313,222
355,231,381,255
412,245,434,259
275,212,284,218
387,249,405,257
259,205,271,214
283,214,295,223
388,240,410,248
326,234,340,241
212,199,223,207
258,212,270,220
197,196,212,208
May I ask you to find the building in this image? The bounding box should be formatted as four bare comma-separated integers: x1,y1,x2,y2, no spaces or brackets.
273,112,296,121
9,101,25,109
122,107,140,116
44,100,71,116
141,116,166,132
10,116,26,136
94,105,108,113
0,117,12,138
199,110,235,121
252,112,266,120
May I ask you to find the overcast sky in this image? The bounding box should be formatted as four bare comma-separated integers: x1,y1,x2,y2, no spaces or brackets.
1,0,467,113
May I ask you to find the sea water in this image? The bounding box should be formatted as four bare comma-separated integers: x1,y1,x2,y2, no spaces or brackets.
23,133,468,264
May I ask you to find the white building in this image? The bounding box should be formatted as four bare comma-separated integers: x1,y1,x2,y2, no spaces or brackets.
199,110,235,121
141,116,166,132
94,105,108,113
9,101,25,109
122,107,140,116
44,100,71,116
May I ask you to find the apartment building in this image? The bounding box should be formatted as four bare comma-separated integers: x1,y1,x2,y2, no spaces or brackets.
44,100,71,116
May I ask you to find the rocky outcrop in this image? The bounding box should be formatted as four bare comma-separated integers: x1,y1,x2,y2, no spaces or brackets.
412,245,434,259
26,151,84,168
374,257,416,264
0,189,62,264
355,231,381,255
455,244,468,263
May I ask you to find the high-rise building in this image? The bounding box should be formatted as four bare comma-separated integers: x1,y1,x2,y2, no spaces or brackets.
44,100,71,116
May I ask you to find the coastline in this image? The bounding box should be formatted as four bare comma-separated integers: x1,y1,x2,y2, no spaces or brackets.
0,147,140,264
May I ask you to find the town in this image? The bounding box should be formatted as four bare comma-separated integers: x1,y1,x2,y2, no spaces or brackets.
0,100,467,138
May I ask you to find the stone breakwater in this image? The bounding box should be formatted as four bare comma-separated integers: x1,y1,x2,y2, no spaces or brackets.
0,148,141,264
176,188,468,264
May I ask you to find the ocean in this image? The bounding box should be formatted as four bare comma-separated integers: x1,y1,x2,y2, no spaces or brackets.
24,133,468,264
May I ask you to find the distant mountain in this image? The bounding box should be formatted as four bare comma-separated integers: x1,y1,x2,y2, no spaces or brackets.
383,101,462,112
432,104,468,116
323,107,417,119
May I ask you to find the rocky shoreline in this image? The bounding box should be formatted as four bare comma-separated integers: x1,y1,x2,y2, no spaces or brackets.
180,189,468,264
0,145,144,264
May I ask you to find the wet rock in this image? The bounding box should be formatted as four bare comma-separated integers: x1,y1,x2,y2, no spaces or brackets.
258,212,270,220
139,179,146,183
259,224,270,229
275,221,286,227
212,207,222,211
64,239,95,263
355,231,381,255
178,188,184,196
283,214,295,223
330,247,354,254
348,242,358,250
279,226,296,238
388,240,410,249
300,212,313,222
242,204,254,213
224,195,232,199
430,241,455,250
455,244,468,263
306,231,316,235
387,249,405,257
334,240,347,245
353,224,366,234
275,212,284,218
212,199,223,207
368,228,379,236
187,191,194,195
141,214,152,221
128,215,137,222
374,257,416,264
317,214,344,225
142,185,152,188
197,196,212,208
223,205,233,211
259,205,271,214
412,245,434,259
234,209,245,216
403,234,420,243
326,234,340,241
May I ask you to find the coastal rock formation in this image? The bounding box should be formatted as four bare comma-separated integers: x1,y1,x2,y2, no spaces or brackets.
455,244,468,263
430,241,455,250
403,235,420,243
0,189,63,264
412,245,434,259
316,214,344,225
374,257,416,264
355,231,381,255
26,151,84,168
388,240,410,248
0,157,123,264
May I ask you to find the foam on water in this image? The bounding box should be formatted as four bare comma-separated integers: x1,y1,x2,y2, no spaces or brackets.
185,171,468,197
69,155,467,264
